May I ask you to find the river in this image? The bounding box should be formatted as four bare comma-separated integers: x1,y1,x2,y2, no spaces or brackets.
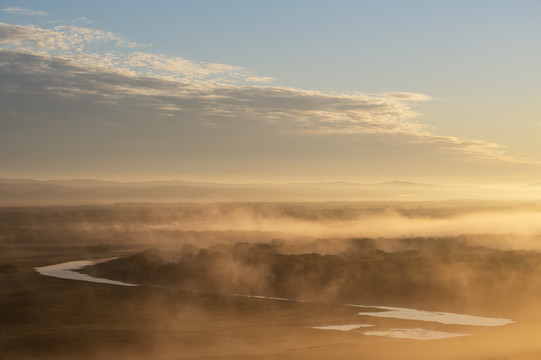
35,258,514,341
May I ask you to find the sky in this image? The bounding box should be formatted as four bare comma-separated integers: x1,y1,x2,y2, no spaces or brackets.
1,0,541,185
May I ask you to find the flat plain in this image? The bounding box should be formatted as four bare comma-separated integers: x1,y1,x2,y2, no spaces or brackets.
3,202,541,359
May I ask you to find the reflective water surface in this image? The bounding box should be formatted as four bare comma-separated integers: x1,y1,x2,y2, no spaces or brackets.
349,304,514,326
35,259,137,287
362,328,470,340
312,324,374,331
36,259,514,341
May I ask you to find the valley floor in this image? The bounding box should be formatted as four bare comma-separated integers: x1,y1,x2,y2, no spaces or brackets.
2,246,541,360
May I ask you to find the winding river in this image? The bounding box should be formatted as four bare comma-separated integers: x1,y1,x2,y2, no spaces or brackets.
35,259,137,287
35,258,514,341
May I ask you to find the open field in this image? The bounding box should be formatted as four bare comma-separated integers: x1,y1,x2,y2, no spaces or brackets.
3,202,541,359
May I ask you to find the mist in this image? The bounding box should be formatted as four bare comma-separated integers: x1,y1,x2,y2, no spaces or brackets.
3,201,541,359
141,205,541,246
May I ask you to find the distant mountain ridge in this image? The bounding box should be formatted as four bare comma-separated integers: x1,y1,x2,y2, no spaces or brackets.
0,178,437,188
377,180,439,187
0,178,539,204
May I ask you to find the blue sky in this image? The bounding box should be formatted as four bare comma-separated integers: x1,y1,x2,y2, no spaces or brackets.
1,1,541,184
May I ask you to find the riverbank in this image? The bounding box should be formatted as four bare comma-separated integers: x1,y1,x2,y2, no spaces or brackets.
36,257,515,342
0,246,537,359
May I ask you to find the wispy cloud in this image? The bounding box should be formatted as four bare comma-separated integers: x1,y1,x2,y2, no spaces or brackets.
0,22,135,51
409,134,537,165
0,22,243,84
2,7,50,16
0,22,537,168
383,92,432,101
123,51,245,83
0,48,532,166
245,76,275,83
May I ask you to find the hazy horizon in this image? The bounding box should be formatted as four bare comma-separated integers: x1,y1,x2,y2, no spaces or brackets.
3,176,541,186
